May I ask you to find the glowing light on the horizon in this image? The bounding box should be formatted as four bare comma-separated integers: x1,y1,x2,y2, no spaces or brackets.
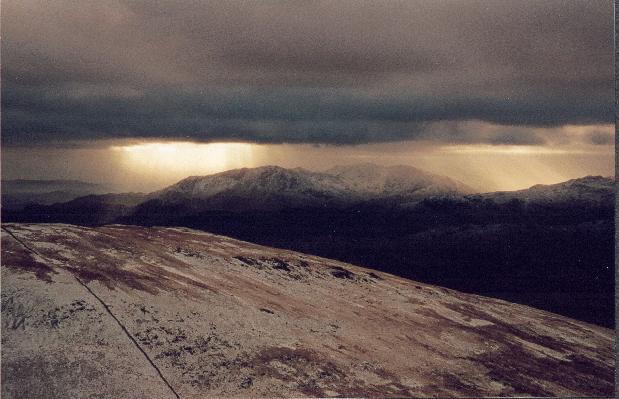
96,136,614,193
439,145,596,155
123,143,179,154
112,142,257,179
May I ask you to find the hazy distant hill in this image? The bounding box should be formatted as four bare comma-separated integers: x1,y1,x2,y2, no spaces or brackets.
2,224,614,398
1,179,111,210
17,193,148,225
2,179,103,193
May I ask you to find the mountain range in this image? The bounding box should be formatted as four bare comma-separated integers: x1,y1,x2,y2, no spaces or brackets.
1,164,614,327
4,164,613,218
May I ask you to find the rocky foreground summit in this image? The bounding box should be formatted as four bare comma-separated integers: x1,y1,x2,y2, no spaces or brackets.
1,223,615,398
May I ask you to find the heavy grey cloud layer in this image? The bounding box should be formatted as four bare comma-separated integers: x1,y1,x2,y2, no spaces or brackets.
1,0,613,146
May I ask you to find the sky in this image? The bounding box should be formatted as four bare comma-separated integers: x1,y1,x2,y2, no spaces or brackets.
1,0,614,192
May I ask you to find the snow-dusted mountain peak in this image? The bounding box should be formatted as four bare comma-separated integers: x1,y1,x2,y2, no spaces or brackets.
326,163,473,195
477,175,614,205
152,163,474,210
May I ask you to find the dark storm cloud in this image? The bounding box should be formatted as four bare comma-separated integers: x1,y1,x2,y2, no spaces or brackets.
1,0,613,147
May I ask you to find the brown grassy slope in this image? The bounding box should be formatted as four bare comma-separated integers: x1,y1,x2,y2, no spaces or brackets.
1,223,614,398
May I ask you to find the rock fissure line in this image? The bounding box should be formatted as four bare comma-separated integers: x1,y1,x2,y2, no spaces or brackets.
1,226,182,399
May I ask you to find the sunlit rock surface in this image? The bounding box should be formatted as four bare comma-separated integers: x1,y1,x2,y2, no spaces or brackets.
1,223,614,398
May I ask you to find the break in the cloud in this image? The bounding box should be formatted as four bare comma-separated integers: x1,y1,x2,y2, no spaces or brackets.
1,0,614,147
